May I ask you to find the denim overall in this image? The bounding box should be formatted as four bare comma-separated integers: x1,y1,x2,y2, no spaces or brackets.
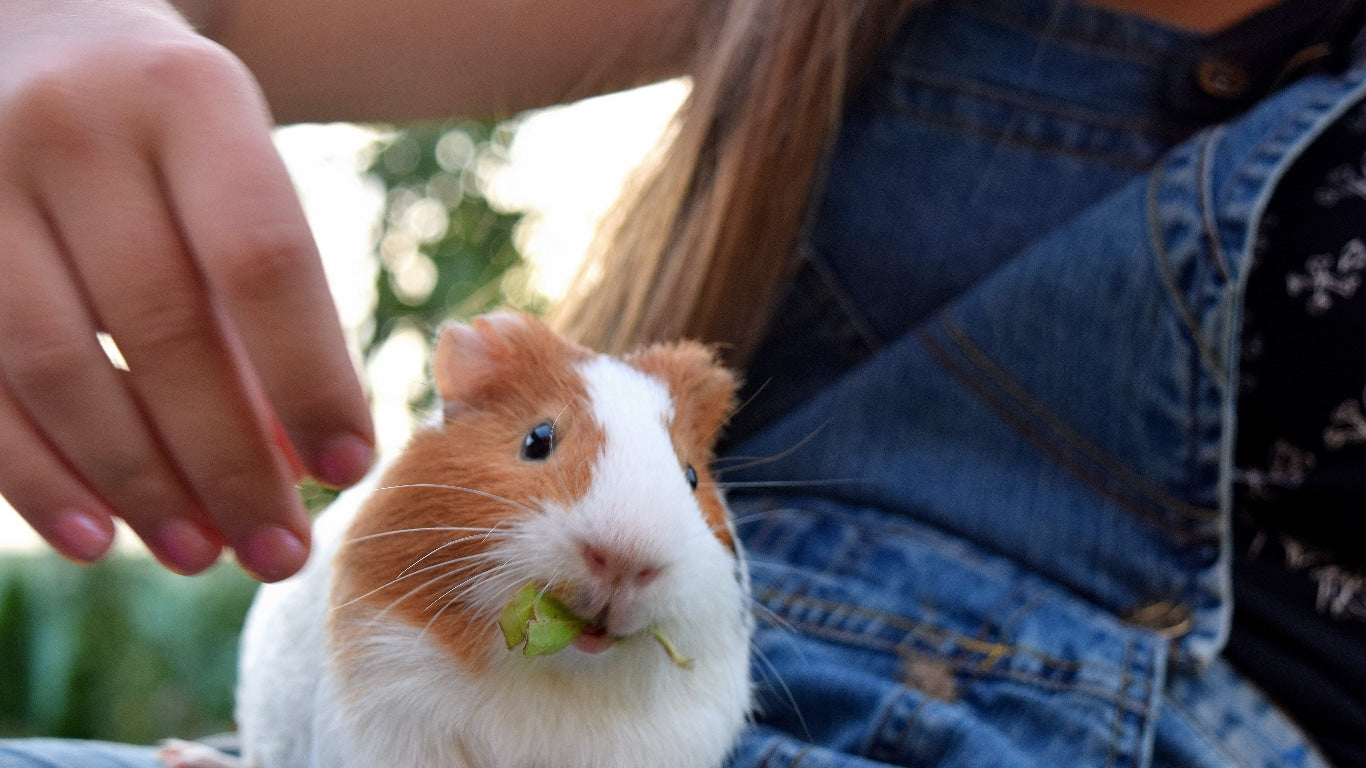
720,1,1366,766
2,2,1361,767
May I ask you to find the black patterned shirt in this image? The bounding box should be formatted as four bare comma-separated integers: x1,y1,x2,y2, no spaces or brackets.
1231,96,1366,768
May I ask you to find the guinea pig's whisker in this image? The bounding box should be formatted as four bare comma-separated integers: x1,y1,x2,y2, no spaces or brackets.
335,553,493,614
425,555,528,609
726,508,800,529
747,596,797,636
396,525,510,578
710,421,831,476
727,378,770,425
420,561,536,636
704,478,862,491
370,559,496,625
399,539,471,579
347,525,503,544
373,483,540,516
741,587,810,739
748,639,811,742
423,560,512,614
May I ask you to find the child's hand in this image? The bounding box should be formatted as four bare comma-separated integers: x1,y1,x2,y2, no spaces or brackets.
0,0,374,581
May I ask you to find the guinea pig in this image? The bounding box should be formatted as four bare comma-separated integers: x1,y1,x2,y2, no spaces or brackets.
162,310,753,768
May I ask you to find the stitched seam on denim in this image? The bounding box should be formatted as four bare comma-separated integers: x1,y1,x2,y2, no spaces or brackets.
759,581,1078,669
866,70,1184,169
746,506,1180,678
1217,68,1366,288
1178,698,1248,768
1113,637,1160,768
1199,129,1234,282
881,66,1183,143
985,587,1043,641
827,520,873,579
1104,639,1135,768
803,247,886,355
841,523,878,578
866,695,901,760
1232,67,1366,193
1146,141,1230,383
1160,694,1299,768
863,689,932,763
756,738,784,768
872,104,1165,172
762,603,1144,713
1133,647,1158,768
746,504,1002,574
920,326,1211,544
891,696,931,762
757,586,1143,701
926,319,1219,533
955,0,1184,65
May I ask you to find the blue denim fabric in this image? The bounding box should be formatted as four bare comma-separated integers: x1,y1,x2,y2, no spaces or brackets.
726,0,1366,766
0,740,157,768
4,2,1363,768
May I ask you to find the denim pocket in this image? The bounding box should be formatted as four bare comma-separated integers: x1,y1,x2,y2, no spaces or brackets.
730,499,1168,768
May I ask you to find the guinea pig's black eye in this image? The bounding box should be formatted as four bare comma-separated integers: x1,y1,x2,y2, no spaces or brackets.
685,464,698,490
522,422,556,461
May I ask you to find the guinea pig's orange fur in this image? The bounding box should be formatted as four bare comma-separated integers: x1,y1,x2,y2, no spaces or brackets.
331,319,603,672
329,316,738,675
627,342,738,553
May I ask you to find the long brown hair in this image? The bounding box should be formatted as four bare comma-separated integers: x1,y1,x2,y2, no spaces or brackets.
551,0,919,364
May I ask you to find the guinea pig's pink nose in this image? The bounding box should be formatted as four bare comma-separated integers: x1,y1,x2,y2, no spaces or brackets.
580,542,662,588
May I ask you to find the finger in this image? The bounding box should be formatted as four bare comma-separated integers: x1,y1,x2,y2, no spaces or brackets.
157,58,374,488
0,191,223,574
34,131,308,582
0,382,116,565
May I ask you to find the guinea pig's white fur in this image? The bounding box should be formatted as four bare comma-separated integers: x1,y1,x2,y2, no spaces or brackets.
230,312,753,768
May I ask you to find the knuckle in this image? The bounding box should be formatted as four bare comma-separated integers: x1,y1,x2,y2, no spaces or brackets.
0,453,53,500
114,291,215,360
4,72,106,158
199,459,274,520
276,380,356,440
2,322,92,395
91,454,176,512
137,40,248,103
220,226,313,297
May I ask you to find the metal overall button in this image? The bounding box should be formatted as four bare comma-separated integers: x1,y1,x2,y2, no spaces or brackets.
1122,600,1195,638
1194,56,1253,101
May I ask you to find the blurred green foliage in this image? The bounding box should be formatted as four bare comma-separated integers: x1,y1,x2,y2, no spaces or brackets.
0,554,255,743
362,120,544,414
0,119,535,744
366,121,539,355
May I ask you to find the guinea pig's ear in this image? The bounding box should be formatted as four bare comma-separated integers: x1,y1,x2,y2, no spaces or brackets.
627,341,739,449
433,310,537,407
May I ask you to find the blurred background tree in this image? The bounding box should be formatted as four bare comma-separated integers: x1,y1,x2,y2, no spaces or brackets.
365,119,546,366
0,118,542,745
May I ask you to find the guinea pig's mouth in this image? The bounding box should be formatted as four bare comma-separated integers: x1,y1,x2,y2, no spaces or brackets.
572,621,614,654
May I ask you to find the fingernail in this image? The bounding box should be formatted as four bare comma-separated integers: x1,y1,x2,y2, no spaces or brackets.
314,433,373,488
53,511,115,564
271,417,306,482
153,518,222,575
238,525,309,583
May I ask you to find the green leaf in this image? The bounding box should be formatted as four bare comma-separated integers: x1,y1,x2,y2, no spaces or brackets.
497,583,538,651
499,583,587,658
523,613,587,658
497,583,694,669
649,626,694,670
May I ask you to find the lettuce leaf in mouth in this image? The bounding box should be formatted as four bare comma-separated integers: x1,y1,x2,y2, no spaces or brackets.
499,583,587,658
498,582,693,668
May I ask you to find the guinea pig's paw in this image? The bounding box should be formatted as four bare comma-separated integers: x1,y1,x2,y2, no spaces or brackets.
156,739,245,768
